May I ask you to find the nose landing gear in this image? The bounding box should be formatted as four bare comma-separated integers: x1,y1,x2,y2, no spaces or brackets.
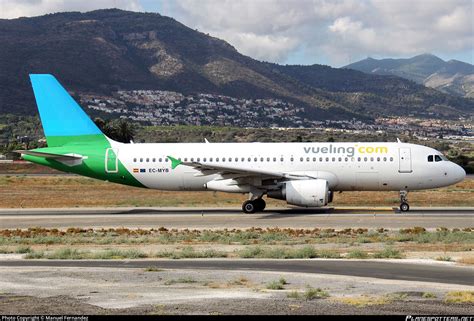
399,190,410,212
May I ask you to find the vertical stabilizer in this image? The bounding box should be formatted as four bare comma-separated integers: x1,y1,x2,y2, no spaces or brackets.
29,74,105,147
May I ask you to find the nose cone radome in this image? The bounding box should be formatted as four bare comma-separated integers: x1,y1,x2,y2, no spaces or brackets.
452,163,466,184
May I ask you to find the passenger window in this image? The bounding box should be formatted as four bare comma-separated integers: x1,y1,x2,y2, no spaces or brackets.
338,157,342,162
435,155,442,162
326,157,329,162
184,158,188,162
319,157,323,162
313,157,316,162
383,157,387,162
140,158,143,162
428,155,433,162
254,157,258,162
241,158,245,162
345,157,348,162
197,158,200,162
300,157,304,162
273,157,277,162
291,157,294,162
235,157,239,162
260,157,264,162
364,157,367,162
390,157,393,162
203,158,207,162
248,157,251,162
146,158,149,162
377,157,380,162
210,158,213,162
280,157,284,162
222,158,225,162
267,157,270,162
370,157,374,162
357,157,361,162
165,158,168,162
133,158,137,162
216,158,219,162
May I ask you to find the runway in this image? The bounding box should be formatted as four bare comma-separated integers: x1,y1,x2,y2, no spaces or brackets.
0,207,473,229
1,259,472,286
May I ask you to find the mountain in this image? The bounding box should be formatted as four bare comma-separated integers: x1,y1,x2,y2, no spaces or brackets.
345,54,474,98
0,10,472,121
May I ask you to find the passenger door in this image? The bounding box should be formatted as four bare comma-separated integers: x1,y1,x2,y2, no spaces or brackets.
398,147,412,173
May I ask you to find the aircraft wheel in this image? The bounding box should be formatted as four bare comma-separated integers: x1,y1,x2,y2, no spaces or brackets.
242,200,257,214
254,198,266,212
400,202,410,212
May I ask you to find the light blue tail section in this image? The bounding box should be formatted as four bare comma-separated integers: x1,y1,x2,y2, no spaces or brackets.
29,74,102,140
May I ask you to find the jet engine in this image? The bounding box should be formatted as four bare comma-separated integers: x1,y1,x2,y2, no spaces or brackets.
267,179,330,207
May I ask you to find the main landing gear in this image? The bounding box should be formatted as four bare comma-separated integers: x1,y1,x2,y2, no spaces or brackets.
242,198,266,214
399,190,410,212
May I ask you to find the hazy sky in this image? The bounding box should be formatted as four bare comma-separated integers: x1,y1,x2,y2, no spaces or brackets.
1,0,472,67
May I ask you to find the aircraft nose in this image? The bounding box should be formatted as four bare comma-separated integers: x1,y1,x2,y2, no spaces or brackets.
452,163,466,183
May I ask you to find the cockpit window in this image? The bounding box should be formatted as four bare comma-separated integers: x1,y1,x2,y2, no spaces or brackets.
440,155,449,161
428,155,433,162
435,155,442,162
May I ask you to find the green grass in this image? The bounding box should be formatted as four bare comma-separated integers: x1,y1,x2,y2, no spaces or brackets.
1,227,472,247
164,277,197,285
422,292,437,299
24,248,148,260
287,291,301,299
346,249,369,259
304,287,329,300
156,246,227,259
238,246,340,259
15,246,32,254
266,280,284,290
266,277,287,290
372,247,403,259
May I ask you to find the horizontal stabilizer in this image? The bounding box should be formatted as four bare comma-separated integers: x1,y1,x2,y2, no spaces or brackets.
15,150,83,160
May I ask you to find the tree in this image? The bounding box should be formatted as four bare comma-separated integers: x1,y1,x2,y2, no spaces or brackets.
94,118,136,143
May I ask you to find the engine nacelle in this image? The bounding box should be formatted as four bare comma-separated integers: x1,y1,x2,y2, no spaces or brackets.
268,179,329,207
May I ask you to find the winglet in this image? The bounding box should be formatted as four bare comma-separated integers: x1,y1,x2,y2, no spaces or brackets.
204,138,210,143
167,156,182,169
397,138,402,143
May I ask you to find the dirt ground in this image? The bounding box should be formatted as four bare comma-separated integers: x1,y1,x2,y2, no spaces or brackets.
0,267,472,315
1,294,473,315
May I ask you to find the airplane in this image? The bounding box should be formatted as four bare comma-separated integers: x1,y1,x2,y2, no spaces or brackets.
17,74,466,213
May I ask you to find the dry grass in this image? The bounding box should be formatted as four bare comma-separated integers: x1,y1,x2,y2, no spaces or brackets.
336,295,392,307
457,256,474,265
444,291,474,304
0,175,472,208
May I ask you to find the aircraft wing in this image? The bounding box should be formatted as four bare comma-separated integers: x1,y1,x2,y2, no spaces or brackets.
167,156,311,180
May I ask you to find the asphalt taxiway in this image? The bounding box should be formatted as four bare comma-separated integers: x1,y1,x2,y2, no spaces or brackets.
0,207,473,229
1,259,473,286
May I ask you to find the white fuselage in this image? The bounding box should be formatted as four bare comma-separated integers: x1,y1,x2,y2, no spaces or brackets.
108,141,466,193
